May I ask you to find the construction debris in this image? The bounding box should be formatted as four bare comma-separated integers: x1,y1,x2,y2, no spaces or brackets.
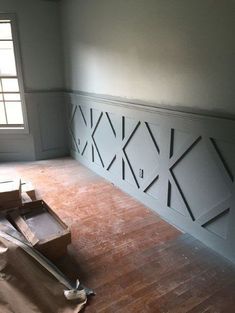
0,224,90,301
0,178,22,210
0,178,94,312
0,231,89,313
21,181,36,200
9,200,71,260
0,180,71,260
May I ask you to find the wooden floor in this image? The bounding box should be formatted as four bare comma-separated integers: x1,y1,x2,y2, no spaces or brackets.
1,157,235,312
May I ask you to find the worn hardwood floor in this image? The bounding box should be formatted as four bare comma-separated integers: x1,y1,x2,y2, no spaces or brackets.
1,157,235,312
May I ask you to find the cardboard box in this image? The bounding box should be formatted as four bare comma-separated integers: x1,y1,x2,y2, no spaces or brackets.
9,200,71,260
0,179,22,210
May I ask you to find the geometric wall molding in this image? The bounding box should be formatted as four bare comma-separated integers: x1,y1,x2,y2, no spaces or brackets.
202,208,230,239
67,92,235,263
169,136,232,226
123,120,160,192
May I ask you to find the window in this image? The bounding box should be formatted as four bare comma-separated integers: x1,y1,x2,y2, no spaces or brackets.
0,16,27,131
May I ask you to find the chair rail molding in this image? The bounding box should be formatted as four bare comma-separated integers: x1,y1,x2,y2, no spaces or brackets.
66,91,235,263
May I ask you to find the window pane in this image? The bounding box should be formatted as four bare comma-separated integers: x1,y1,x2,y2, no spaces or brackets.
3,93,21,101
1,78,19,92
0,20,24,128
0,41,17,76
5,102,23,124
0,102,6,124
0,23,12,40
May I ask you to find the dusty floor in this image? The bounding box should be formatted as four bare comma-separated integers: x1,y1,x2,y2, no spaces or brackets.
1,157,235,313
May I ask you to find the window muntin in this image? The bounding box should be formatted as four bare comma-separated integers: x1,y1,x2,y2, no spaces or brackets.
0,19,24,128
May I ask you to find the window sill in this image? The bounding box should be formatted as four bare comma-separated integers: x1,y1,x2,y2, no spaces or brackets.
0,126,29,135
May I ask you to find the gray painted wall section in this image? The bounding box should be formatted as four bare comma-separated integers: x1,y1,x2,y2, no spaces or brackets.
0,92,69,162
67,92,235,263
0,133,35,162
26,92,68,160
61,0,235,115
0,0,68,161
0,0,64,90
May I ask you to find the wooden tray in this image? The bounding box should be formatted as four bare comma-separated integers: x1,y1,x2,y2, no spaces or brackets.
9,200,71,260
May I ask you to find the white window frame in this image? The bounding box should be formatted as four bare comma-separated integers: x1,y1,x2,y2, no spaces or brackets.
0,13,28,134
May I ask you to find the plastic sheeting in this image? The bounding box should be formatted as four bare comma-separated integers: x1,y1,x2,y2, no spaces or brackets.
0,236,86,313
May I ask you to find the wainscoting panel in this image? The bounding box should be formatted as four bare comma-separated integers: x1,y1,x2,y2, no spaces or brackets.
67,92,235,263
0,134,35,162
26,91,69,160
0,91,69,162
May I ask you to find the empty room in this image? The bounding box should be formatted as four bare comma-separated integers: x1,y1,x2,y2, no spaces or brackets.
0,0,235,312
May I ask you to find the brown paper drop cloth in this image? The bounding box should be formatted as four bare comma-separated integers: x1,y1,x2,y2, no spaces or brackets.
0,237,86,313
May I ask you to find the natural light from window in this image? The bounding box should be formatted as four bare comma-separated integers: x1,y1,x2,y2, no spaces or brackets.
0,19,24,128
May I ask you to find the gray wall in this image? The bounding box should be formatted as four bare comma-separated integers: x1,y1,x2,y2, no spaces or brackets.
61,0,235,115
62,0,235,262
67,93,235,263
0,0,68,161
0,0,64,90
1,0,235,262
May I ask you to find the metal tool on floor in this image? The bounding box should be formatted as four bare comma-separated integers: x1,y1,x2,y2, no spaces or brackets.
0,222,94,301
